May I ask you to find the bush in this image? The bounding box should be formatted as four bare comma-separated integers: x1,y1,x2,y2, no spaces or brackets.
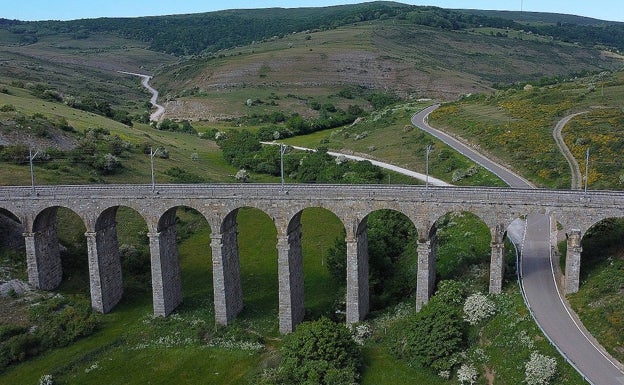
93,153,121,174
390,282,466,372
463,292,496,325
457,363,478,384
278,317,361,385
0,333,41,367
524,352,557,385
164,167,206,183
28,296,99,351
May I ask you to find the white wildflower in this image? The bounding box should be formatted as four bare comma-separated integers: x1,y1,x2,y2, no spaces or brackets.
463,292,496,325
457,363,478,385
38,374,54,385
350,323,372,345
438,370,451,379
85,361,100,373
524,351,557,385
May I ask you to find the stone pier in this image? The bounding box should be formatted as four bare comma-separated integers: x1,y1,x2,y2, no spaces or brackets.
149,229,183,316
86,219,123,313
489,224,506,294
149,209,183,316
416,238,436,310
346,221,369,324
211,212,243,325
24,224,62,290
277,218,305,333
565,229,582,294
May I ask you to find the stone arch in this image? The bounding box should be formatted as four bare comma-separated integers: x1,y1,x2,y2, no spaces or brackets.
278,206,346,333
27,206,88,291
87,205,151,313
150,205,213,317
357,209,419,312
429,210,486,276
212,206,277,328
563,216,624,294
428,210,496,296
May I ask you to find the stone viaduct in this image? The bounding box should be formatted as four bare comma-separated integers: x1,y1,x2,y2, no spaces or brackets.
1,184,622,333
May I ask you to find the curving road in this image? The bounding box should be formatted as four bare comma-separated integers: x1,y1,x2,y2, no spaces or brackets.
118,71,165,122
521,214,624,385
412,105,624,385
553,112,587,190
411,105,534,188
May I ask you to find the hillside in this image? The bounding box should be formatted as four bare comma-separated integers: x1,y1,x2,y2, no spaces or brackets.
0,2,622,184
153,19,622,122
0,2,622,114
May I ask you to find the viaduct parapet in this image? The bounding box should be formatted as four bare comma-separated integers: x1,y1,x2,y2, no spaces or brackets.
1,184,622,333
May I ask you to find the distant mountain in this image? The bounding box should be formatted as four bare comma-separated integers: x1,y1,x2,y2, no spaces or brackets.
1,2,623,56
461,9,622,27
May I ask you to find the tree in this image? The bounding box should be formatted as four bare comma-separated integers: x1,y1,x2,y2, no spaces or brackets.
217,130,261,168
326,231,347,283
391,281,466,372
278,317,361,385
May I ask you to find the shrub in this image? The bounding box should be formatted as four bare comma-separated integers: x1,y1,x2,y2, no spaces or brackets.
278,317,361,385
524,352,557,385
457,363,478,384
463,292,496,325
164,167,206,183
391,282,466,372
29,296,99,350
93,153,121,174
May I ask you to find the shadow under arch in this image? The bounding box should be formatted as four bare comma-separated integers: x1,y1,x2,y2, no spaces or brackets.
429,210,493,292
575,217,624,289
152,205,213,317
286,207,346,327
357,208,419,312
215,206,278,330
0,207,24,252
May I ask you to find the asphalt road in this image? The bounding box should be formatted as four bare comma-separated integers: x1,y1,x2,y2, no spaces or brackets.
522,214,624,385
411,105,534,188
412,105,624,384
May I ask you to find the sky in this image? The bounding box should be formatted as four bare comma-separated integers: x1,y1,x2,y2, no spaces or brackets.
1,1,623,23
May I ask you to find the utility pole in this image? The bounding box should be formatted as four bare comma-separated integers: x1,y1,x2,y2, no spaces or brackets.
150,147,160,193
280,143,287,192
425,144,432,190
29,147,39,195
584,147,590,193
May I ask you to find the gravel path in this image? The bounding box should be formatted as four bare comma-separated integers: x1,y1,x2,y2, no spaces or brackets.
118,71,165,122
552,112,587,190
